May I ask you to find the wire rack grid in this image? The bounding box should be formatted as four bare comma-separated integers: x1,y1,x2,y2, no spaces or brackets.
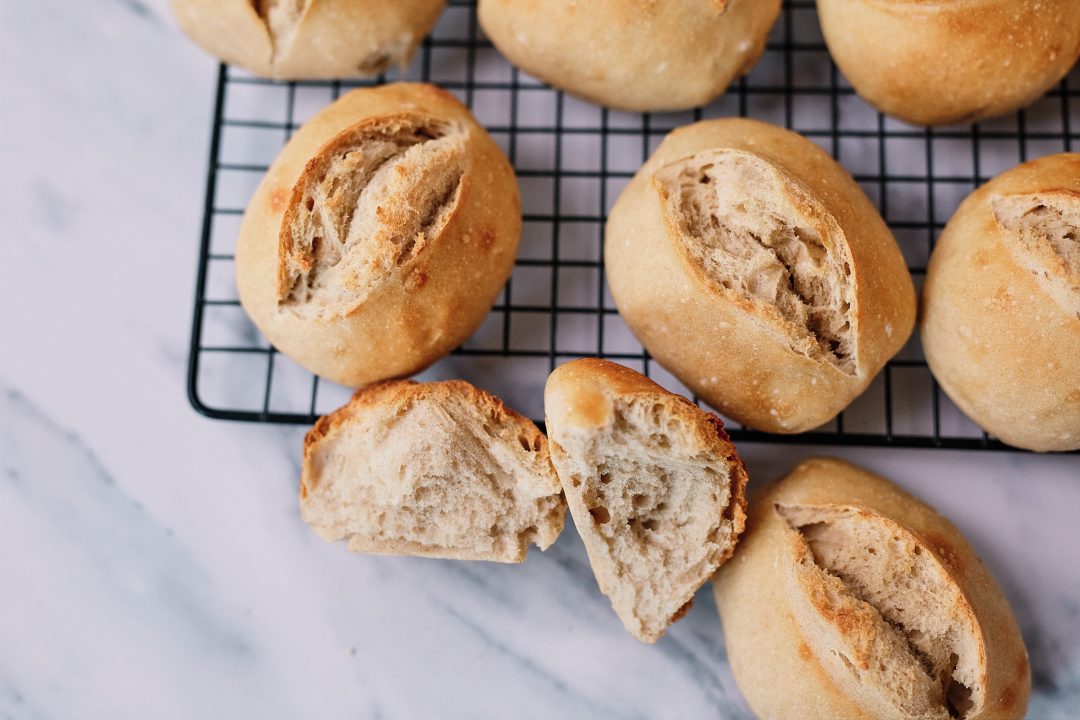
187,0,1080,451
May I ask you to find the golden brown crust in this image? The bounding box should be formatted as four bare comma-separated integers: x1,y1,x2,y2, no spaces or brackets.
236,83,521,387
605,119,915,433
171,0,447,79
921,153,1080,452
817,0,1080,125
713,457,1031,720
477,0,780,112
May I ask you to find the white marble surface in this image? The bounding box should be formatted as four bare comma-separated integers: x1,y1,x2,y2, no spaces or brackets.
2,1,1079,718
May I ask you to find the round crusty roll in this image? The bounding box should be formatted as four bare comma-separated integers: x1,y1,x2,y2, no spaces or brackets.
605,118,915,434
477,0,781,112
921,154,1080,452
171,0,446,79
714,457,1031,720
817,0,1080,126
236,83,521,387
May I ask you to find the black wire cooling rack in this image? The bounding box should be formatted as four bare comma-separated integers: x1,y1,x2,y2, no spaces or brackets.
187,0,1080,451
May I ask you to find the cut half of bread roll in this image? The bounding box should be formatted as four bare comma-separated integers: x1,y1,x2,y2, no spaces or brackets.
921,153,1080,452
171,0,447,79
818,0,1080,126
714,458,1030,720
478,0,780,112
605,118,915,434
544,359,748,643
301,380,566,563
236,83,521,387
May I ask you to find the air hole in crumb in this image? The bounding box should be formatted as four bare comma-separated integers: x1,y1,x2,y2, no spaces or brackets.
867,547,876,554
642,518,659,531
843,262,852,276
518,435,533,451
600,473,613,484
305,197,314,211
571,477,581,488
946,653,975,718
589,506,610,524
913,545,922,555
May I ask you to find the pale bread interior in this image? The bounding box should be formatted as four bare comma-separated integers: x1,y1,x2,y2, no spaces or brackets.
279,116,466,318
779,504,983,720
655,148,857,373
556,396,742,642
992,191,1080,315
302,387,564,563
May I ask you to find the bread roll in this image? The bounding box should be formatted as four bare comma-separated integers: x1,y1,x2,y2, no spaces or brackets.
236,83,520,387
171,0,446,79
714,458,1030,720
818,0,1080,126
921,154,1080,452
301,379,566,562
477,0,780,112
605,118,915,434
544,359,747,642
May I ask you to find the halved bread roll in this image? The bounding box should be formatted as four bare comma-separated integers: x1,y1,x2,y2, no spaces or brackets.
301,380,566,563
605,118,915,433
478,0,780,112
544,359,748,643
171,0,446,79
236,83,521,387
921,153,1080,452
817,0,1080,126
714,458,1030,720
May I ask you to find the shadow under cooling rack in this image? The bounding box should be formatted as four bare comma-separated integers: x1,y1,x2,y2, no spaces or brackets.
187,0,1080,452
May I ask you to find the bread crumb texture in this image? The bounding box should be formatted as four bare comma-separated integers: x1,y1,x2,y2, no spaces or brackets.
779,503,984,720
655,148,857,373
552,386,745,642
992,191,1080,316
300,381,565,563
278,114,466,318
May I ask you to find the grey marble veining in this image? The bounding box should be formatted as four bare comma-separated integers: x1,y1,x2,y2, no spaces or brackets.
2,1,1079,718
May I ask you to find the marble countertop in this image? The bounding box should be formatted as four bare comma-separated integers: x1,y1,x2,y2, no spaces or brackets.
2,1,1078,717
